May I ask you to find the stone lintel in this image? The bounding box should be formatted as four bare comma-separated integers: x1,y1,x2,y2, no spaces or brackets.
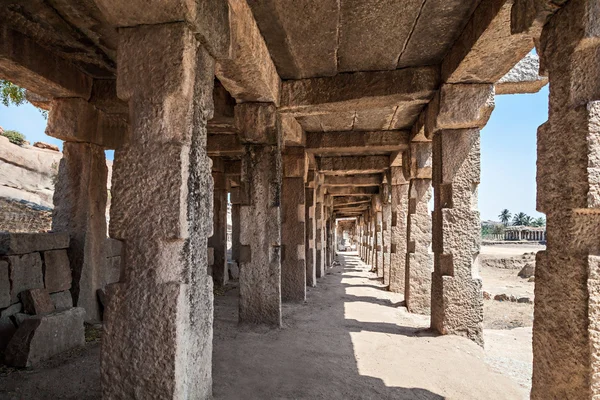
90,79,128,115
282,147,307,178
0,26,92,100
306,130,409,155
333,197,372,207
323,174,382,187
441,0,535,84
208,134,243,157
403,142,433,180
94,0,230,59
280,66,440,116
496,53,548,95
318,156,390,175
215,0,281,104
510,0,567,36
326,187,379,197
282,115,305,147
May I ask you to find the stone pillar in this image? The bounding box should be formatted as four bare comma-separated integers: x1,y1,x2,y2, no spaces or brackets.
208,158,228,286
51,140,108,322
236,103,282,326
281,147,306,302
100,23,215,398
231,191,241,267
431,128,483,344
403,143,433,314
326,195,334,268
382,183,392,286
305,170,317,287
315,179,325,278
374,196,384,278
388,167,410,293
429,83,494,346
531,2,600,398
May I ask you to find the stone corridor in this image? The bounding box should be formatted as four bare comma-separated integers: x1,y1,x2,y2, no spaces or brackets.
0,252,525,399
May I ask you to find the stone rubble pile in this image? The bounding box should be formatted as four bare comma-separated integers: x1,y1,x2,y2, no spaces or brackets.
0,232,85,367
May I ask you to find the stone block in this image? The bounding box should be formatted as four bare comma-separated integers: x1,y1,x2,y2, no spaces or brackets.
21,288,55,315
43,249,72,293
4,307,86,367
15,313,33,326
105,257,122,285
0,259,9,308
228,261,239,280
0,316,17,351
235,103,279,145
105,238,123,257
9,253,44,304
50,291,73,310
433,84,495,131
0,233,69,256
1,302,22,319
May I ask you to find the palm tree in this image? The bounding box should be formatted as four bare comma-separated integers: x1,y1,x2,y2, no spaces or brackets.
523,215,534,226
512,212,528,226
532,217,546,227
498,209,511,226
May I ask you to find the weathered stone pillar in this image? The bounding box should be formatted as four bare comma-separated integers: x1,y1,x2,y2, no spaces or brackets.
325,195,334,267
430,83,493,345
236,103,282,326
101,23,216,398
209,158,228,286
281,147,306,302
305,170,317,287
46,84,127,324
373,196,384,278
531,2,600,398
50,140,108,322
315,179,325,278
388,167,410,293
404,143,433,313
382,182,392,286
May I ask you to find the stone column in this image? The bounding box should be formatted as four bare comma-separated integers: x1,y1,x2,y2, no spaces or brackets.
531,2,600,398
430,83,494,346
235,103,282,326
373,196,384,278
281,147,306,302
404,143,433,314
382,183,392,286
315,179,325,278
388,167,410,293
326,195,334,268
230,190,241,267
100,23,215,398
305,170,317,287
208,157,228,286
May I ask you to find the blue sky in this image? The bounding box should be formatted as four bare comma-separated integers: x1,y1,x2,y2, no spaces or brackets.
0,87,548,222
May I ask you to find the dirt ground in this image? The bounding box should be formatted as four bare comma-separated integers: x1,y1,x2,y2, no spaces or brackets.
0,251,532,399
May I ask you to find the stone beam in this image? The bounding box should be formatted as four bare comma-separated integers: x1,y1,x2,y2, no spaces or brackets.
496,53,548,95
0,26,92,99
207,134,243,157
323,174,382,187
306,130,409,154
441,0,535,84
511,0,568,36
318,156,389,175
279,67,439,116
93,0,229,58
326,187,379,197
215,0,281,104
333,197,372,207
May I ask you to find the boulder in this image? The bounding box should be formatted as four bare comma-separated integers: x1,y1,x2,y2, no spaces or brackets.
21,288,55,315
43,249,72,293
518,263,535,278
33,142,60,152
494,294,509,301
517,297,532,304
50,291,73,310
8,253,44,303
4,307,86,367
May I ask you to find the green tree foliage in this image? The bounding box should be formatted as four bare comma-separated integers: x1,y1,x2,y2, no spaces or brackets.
498,209,512,226
0,80,26,107
532,217,546,227
512,212,528,226
1,129,26,145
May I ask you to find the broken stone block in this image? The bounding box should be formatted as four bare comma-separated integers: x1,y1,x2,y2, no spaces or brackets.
494,294,509,301
0,259,9,308
518,263,535,278
21,288,55,315
517,297,532,304
0,302,22,319
9,253,44,303
0,316,17,351
0,233,69,256
43,249,72,293
50,291,73,310
4,307,86,367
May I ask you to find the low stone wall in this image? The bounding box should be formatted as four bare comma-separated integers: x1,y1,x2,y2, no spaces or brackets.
480,252,536,270
0,197,52,233
0,232,85,366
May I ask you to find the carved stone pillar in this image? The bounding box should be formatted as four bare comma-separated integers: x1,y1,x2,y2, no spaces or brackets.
388,167,409,293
